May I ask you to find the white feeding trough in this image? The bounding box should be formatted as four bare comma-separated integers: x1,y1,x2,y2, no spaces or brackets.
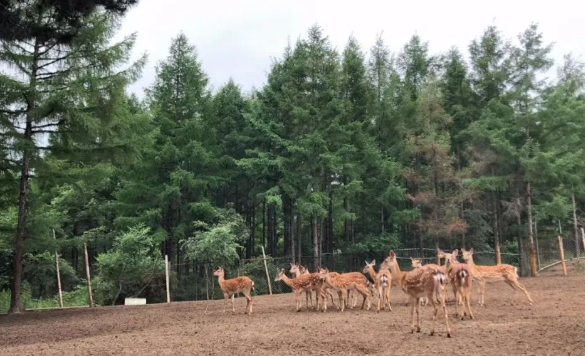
124,298,146,306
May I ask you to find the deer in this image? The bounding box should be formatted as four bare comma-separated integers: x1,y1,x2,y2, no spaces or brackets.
439,249,474,320
318,268,372,312
275,269,322,312
213,267,254,314
461,247,533,307
289,264,337,310
410,258,430,306
380,251,451,337
362,260,393,312
290,263,314,309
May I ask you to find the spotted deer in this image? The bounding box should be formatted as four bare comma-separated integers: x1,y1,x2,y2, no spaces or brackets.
381,251,451,337
275,269,322,312
410,258,429,306
362,260,393,312
290,264,337,309
290,263,314,308
318,268,372,312
440,249,474,320
461,248,533,306
213,267,254,314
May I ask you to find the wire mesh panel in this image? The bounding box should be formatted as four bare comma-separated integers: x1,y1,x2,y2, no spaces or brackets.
168,247,522,302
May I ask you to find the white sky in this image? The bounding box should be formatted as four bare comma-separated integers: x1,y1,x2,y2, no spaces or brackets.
115,0,585,96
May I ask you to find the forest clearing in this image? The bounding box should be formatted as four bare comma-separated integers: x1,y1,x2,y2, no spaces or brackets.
1,270,583,356
2,2,585,355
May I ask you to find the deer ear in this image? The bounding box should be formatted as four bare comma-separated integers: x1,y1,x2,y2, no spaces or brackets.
389,250,396,258
470,248,474,254
452,249,459,257
364,260,369,266
372,259,376,265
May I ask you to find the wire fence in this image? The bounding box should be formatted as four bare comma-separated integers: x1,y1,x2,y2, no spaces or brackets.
29,233,585,309
165,247,522,301
535,235,585,274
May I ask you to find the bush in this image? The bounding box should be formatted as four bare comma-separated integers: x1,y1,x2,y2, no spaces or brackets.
93,225,165,305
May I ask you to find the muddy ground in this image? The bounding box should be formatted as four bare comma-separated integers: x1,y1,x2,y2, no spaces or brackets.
1,269,584,355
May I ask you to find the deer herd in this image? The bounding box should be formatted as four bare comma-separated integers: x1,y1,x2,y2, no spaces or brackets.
213,247,533,338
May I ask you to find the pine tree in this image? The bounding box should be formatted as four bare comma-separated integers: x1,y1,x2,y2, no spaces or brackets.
114,33,217,271
0,5,143,313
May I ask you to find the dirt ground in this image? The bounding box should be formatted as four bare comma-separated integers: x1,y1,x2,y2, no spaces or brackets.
1,270,584,356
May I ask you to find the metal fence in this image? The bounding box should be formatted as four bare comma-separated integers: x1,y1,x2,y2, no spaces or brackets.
536,235,585,274
165,247,521,302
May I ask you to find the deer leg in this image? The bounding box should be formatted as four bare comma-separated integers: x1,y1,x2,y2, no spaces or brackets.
441,288,451,338
478,279,486,307
223,293,229,314
377,285,382,313
464,291,474,320
231,294,236,314
430,295,438,336
340,289,347,312
385,286,393,311
510,278,533,306
409,296,417,334
242,291,252,314
415,297,421,333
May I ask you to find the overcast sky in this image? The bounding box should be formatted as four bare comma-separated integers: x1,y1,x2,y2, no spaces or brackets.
115,0,585,96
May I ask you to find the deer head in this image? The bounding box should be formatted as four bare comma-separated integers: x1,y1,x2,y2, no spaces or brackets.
289,263,300,276
274,268,286,282
318,267,330,280
380,250,397,271
213,267,224,277
362,260,376,274
461,248,474,262
410,257,423,269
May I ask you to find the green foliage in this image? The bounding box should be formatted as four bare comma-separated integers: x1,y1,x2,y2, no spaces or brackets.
183,208,248,268
341,233,402,254
93,225,165,305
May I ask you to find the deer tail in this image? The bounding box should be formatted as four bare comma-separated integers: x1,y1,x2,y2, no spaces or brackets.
434,269,446,301
458,269,469,287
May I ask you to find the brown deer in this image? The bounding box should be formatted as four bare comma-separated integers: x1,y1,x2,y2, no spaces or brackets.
275,269,322,312
362,260,393,312
381,251,451,337
213,267,254,314
410,258,430,306
290,264,337,309
318,268,372,312
290,263,314,308
461,248,533,306
440,249,474,320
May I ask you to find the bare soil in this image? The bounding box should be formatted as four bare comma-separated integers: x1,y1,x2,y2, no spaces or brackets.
1,272,584,356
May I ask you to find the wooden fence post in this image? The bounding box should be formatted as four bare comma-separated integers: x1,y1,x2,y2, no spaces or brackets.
83,243,94,307
581,228,585,259
261,246,272,295
53,230,63,308
165,255,171,303
558,236,567,276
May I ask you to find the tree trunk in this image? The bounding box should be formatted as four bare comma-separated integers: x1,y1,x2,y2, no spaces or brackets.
297,212,302,264
343,177,350,242
250,199,255,258
526,182,537,277
283,195,291,256
381,207,385,234
290,202,296,262
262,199,266,250
515,189,524,277
9,35,40,314
267,202,276,256
327,191,333,254
572,193,580,259
493,193,501,265
312,215,319,269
